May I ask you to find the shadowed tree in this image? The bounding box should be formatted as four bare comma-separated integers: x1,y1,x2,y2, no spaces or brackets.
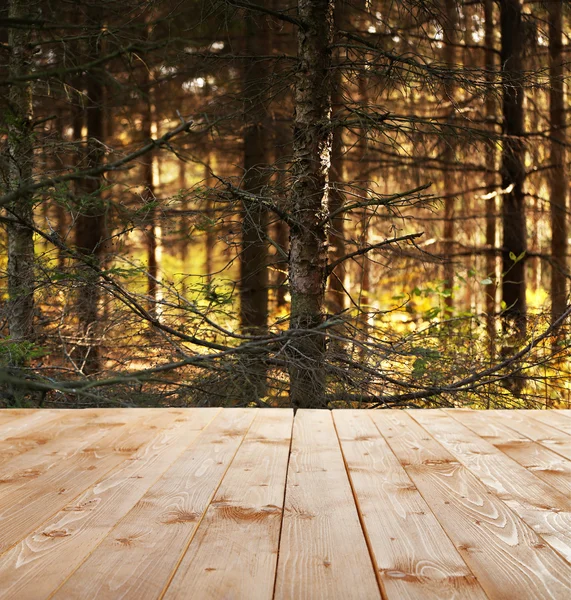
548,0,568,326
6,0,36,345
499,0,527,339
287,0,335,409
74,7,106,374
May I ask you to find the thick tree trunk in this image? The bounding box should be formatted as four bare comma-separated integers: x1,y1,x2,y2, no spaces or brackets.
484,0,498,356
287,0,335,409
75,11,105,374
6,0,35,345
442,0,458,310
499,0,527,339
548,0,568,325
239,10,271,400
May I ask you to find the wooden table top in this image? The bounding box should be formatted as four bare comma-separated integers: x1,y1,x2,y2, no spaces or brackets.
0,407,569,599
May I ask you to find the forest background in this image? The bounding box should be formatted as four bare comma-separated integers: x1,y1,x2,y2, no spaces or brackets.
0,0,569,410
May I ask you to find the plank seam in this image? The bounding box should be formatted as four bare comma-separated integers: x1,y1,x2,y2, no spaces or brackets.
270,409,295,600
158,409,258,600
0,410,149,562
526,413,571,438
332,411,388,600
369,410,490,598
445,409,571,500
43,408,221,600
409,410,571,578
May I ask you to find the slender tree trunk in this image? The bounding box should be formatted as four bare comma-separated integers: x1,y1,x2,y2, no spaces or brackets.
442,0,458,309
484,0,498,357
75,10,105,374
6,0,35,345
357,75,371,339
548,0,568,325
287,0,335,409
500,0,527,339
239,10,271,399
274,123,290,309
204,160,215,284
141,89,158,312
327,1,347,314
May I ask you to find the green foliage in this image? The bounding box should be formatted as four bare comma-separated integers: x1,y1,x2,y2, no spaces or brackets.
0,340,47,366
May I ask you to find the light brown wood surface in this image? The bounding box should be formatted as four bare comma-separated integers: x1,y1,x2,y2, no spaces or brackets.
273,409,381,600
0,407,569,600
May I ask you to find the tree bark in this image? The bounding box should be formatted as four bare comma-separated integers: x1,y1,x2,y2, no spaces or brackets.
239,10,271,399
74,9,106,374
442,0,458,310
484,0,498,356
287,0,335,409
141,87,158,313
327,0,347,314
548,0,568,325
6,0,35,345
499,0,527,339
274,122,291,309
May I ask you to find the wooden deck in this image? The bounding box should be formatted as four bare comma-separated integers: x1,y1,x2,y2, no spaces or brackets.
0,408,570,599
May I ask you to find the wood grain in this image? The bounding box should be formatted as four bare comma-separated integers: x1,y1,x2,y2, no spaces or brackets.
163,409,293,600
273,409,381,600
527,410,571,436
0,409,37,428
0,409,109,468
52,409,257,600
0,408,219,600
449,409,571,499
492,410,571,461
0,409,66,442
413,410,571,563
0,409,157,555
333,410,486,600
371,410,571,599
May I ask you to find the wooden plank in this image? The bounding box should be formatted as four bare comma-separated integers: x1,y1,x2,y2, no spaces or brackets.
0,410,66,442
0,409,132,502
0,409,161,555
274,410,381,600
448,409,571,499
333,410,486,600
492,410,571,461
0,409,112,468
527,410,571,436
52,409,257,600
163,409,293,600
371,410,571,600
0,408,220,600
0,409,37,428
412,410,571,563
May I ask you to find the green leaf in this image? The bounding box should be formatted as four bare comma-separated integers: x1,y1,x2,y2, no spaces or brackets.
480,277,493,285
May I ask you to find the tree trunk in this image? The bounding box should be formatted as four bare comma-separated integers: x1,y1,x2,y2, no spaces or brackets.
484,0,498,357
274,123,290,309
239,10,271,400
442,0,458,310
327,1,348,314
500,0,527,339
141,89,158,313
6,0,35,346
204,161,216,285
548,0,568,325
75,10,105,374
287,0,335,409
